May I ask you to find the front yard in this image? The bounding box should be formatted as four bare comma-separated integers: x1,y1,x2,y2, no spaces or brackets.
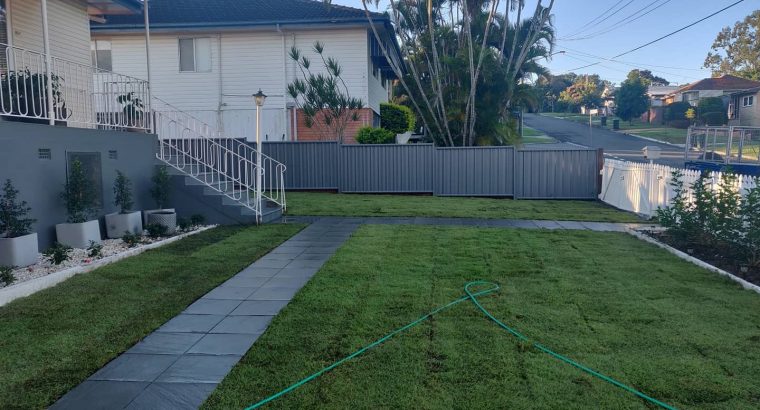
204,225,760,409
542,113,687,145
284,192,642,222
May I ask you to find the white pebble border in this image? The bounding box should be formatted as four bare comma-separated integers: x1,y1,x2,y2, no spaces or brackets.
0,225,216,307
627,229,760,295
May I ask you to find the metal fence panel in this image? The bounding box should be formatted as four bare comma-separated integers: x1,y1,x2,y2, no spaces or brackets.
262,142,339,189
339,144,435,193
515,149,599,199
433,147,515,196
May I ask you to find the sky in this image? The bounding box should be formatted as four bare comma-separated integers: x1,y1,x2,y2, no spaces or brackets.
331,0,759,86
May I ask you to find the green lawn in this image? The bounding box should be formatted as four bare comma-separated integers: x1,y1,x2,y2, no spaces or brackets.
203,225,760,409
0,224,304,409
521,126,558,144
285,192,641,222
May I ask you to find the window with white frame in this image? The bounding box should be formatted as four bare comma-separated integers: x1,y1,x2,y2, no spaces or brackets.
179,38,211,72
91,40,112,71
742,95,754,107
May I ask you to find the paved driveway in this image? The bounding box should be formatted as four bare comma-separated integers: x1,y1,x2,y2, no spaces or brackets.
524,113,685,167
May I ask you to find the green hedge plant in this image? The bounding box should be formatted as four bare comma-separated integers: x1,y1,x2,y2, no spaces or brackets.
356,126,396,144
380,103,415,134
113,171,134,214
0,179,36,238
61,159,97,223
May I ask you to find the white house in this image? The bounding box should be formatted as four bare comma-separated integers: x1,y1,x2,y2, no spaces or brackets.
91,0,402,143
1,0,149,128
728,86,759,127
664,74,760,107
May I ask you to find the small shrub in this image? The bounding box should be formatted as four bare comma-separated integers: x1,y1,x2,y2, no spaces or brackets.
145,223,168,239
699,111,727,126
190,214,206,226
44,243,72,265
380,103,415,134
113,171,134,213
664,101,692,122
0,266,15,287
150,166,171,209
61,159,98,223
356,126,396,144
0,179,36,238
667,119,691,129
87,240,103,258
656,170,691,243
740,178,760,267
121,231,141,248
177,217,190,232
697,97,725,116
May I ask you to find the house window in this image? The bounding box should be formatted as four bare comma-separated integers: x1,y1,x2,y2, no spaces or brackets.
742,95,754,107
179,38,211,72
91,40,112,71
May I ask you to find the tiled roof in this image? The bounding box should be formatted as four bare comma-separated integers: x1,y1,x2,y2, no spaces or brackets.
731,86,760,95
92,0,386,30
675,74,760,93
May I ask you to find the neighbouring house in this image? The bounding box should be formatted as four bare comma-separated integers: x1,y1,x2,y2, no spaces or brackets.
664,74,760,107
728,86,760,127
90,0,403,143
640,85,679,123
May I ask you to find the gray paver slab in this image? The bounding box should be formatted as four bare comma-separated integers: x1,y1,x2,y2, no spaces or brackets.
157,314,225,333
211,315,273,334
247,286,301,301
125,382,217,410
534,220,562,229
187,333,260,355
276,267,319,278
51,381,149,410
555,220,587,230
128,333,204,355
183,299,241,315
202,286,257,300
90,354,179,382
250,259,292,269
221,276,269,288
156,355,241,384
230,300,290,316
236,267,281,278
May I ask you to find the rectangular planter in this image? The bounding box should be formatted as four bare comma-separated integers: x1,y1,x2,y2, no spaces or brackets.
105,211,143,239
0,233,39,267
55,220,102,249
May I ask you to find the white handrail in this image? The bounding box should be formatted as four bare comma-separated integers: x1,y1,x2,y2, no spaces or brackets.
152,97,286,221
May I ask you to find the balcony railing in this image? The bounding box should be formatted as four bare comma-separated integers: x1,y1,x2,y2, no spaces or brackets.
1,42,150,131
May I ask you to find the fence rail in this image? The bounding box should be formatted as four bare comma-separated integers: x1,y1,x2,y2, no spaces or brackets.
599,159,757,217
260,142,601,199
1,42,150,131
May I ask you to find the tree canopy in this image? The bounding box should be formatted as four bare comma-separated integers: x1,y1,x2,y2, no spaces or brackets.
628,69,669,86
558,75,604,110
704,10,760,81
616,70,649,124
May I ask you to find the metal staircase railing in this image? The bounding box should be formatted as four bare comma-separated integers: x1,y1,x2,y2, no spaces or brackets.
152,97,286,222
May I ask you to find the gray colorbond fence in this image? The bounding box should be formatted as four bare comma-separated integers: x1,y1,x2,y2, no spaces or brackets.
260,142,600,199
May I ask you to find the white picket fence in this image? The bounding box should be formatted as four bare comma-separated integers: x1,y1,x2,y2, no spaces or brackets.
599,159,757,217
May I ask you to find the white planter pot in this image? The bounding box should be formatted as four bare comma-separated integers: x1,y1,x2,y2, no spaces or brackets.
143,208,175,226
105,211,144,239
147,211,177,234
55,220,102,249
396,131,412,144
0,233,39,267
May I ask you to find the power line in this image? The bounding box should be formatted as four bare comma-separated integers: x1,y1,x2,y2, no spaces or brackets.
557,44,709,72
612,0,746,58
560,0,627,39
561,52,702,81
564,0,675,41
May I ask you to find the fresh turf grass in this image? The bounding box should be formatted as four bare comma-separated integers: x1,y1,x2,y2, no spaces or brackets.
204,225,760,409
0,224,304,409
285,192,641,222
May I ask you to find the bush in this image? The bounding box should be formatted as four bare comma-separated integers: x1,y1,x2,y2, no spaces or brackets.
697,97,725,116
190,214,206,226
356,126,396,144
700,111,727,126
113,171,134,214
121,231,141,248
664,101,692,122
177,217,190,232
61,159,97,223
667,119,691,129
145,223,168,239
0,179,35,238
43,243,72,265
87,240,103,258
0,266,15,287
380,103,415,134
151,166,171,209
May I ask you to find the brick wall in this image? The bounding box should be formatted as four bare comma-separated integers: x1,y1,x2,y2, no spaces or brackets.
292,108,375,144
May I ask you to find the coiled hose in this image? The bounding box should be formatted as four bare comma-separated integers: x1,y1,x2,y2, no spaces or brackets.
245,281,676,410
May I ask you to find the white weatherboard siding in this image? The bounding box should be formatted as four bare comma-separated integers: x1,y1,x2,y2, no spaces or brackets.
98,27,387,141
10,0,90,64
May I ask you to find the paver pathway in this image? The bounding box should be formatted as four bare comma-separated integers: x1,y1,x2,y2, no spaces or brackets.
53,216,649,409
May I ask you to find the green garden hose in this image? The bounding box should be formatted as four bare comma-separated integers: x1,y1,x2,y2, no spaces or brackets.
245,281,676,410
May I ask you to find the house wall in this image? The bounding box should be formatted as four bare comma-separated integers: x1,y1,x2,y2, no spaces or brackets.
0,120,158,248
97,27,388,142
9,0,91,64
738,92,760,127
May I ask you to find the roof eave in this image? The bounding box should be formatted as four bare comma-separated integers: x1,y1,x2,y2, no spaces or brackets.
91,15,390,32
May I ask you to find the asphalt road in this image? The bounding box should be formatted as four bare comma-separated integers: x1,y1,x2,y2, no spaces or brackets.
524,113,686,167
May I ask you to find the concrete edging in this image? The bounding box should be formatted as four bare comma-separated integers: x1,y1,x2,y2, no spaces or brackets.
0,226,216,307
627,229,760,295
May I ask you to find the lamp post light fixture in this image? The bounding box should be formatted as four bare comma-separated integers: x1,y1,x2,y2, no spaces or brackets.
253,89,267,223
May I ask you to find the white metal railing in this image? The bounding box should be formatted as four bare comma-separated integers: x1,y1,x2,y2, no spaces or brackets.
0,42,150,130
599,159,757,217
152,97,286,221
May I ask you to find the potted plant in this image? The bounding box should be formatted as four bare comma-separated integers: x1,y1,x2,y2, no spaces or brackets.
0,179,38,267
144,166,176,234
56,159,102,248
105,171,143,239
117,92,146,132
